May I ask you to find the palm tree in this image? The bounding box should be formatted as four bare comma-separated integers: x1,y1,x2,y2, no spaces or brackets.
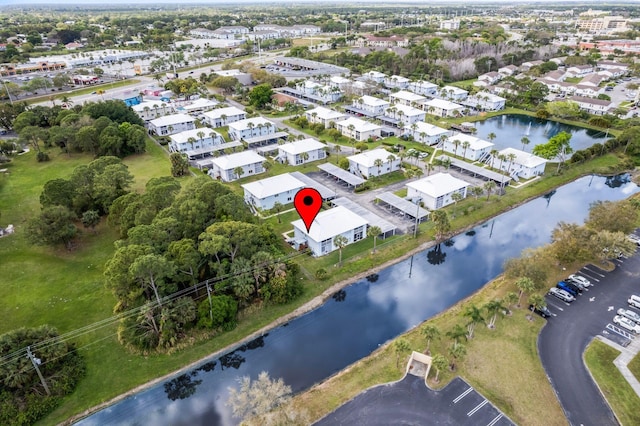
463,304,485,339
187,136,197,150
489,149,499,168
515,277,536,308
507,153,517,174
446,324,467,345
452,139,461,156
461,141,470,160
503,291,519,315
487,132,497,143
373,158,384,176
451,191,463,206
394,338,411,369
521,136,530,151
426,162,434,176
528,293,546,320
233,166,244,180
367,225,382,253
420,324,440,355
431,354,448,382
333,234,348,266
448,342,466,371
470,186,484,200
484,181,497,200
272,201,283,223
484,299,505,329
497,154,507,172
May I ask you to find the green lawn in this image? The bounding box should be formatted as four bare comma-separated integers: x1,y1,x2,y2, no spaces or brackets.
584,340,640,426
628,351,640,383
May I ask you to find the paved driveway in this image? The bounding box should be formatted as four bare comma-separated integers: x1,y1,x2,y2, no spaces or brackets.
538,251,640,426
314,375,514,426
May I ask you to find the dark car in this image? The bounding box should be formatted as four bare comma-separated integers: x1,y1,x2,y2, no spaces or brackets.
557,281,579,297
529,304,552,318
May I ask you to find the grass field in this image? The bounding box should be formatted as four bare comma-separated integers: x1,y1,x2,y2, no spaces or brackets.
584,340,640,426
628,351,640,383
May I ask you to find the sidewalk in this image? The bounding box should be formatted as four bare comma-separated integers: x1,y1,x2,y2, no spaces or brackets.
596,335,640,397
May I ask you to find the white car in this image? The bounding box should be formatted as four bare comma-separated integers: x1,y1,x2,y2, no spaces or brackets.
629,295,640,309
613,315,640,333
617,308,640,324
567,274,591,288
548,287,575,303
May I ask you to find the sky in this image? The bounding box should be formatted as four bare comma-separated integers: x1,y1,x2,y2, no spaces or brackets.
2,0,626,4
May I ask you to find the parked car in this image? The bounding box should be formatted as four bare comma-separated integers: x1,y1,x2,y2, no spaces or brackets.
617,308,640,324
529,304,552,318
557,281,579,297
613,315,640,333
548,287,575,303
628,295,640,309
567,274,591,288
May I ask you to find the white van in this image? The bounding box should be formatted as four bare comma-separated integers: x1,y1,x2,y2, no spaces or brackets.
628,295,640,309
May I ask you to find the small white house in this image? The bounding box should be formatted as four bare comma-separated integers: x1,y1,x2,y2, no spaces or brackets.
336,117,382,141
389,90,427,107
148,113,196,136
305,107,346,128
383,104,426,127
227,117,277,141
406,173,469,210
353,95,390,116
242,173,306,210
407,80,438,96
202,106,247,128
209,150,266,182
169,128,225,153
292,206,368,257
439,85,468,101
362,70,387,84
384,75,410,89
497,147,547,179
443,133,494,161
348,148,400,178
278,138,327,165
404,122,451,145
466,92,506,111
424,99,464,117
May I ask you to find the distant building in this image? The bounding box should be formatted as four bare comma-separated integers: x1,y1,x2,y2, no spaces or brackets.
569,95,612,115
348,148,400,178
242,173,306,210
202,106,246,128
227,117,277,141
305,107,346,128
424,99,464,118
496,148,547,179
168,127,224,154
278,138,327,165
443,133,494,161
403,122,451,145
407,80,438,97
148,113,196,136
389,90,427,107
406,173,469,210
209,150,266,182
336,117,382,141
440,20,461,30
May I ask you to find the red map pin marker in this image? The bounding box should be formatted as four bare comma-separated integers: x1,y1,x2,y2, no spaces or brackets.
294,188,323,232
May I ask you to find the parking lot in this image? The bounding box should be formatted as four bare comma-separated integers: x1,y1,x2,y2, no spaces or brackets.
538,241,640,426
315,375,514,426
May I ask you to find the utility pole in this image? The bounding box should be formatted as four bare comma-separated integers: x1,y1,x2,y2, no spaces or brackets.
205,282,213,323
413,197,422,238
27,346,51,396
1,80,14,105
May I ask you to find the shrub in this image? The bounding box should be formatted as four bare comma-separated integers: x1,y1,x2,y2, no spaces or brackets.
315,268,328,280
36,151,50,162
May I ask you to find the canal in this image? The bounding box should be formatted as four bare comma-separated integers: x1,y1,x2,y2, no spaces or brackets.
77,174,638,426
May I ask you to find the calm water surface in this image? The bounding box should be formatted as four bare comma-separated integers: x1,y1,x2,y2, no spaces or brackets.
77,174,637,426
473,114,607,152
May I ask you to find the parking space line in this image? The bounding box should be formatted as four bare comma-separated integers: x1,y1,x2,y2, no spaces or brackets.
580,272,600,283
453,387,473,403
467,399,488,416
582,266,605,277
606,323,634,340
546,301,564,311
486,414,503,426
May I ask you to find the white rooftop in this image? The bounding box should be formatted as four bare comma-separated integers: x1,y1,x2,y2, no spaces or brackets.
407,122,450,136
448,133,494,150
203,106,245,120
441,85,468,95
330,76,351,84
292,205,368,242
425,98,463,110
473,92,505,102
338,117,382,132
228,117,276,132
406,172,470,198
132,100,170,112
498,148,547,168
149,113,195,127
348,148,397,168
170,127,220,144
409,80,438,89
307,106,345,120
360,95,390,107
390,90,427,103
365,71,387,78
387,104,425,117
242,173,305,199
278,138,327,155
211,150,266,170
180,98,219,111
388,75,410,82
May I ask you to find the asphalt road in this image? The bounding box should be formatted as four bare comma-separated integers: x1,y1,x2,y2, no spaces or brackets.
538,252,640,426
314,375,514,426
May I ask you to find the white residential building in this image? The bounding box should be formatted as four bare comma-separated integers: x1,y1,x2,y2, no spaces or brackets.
424,99,464,117
384,104,425,127
278,138,327,165
443,133,494,161
209,150,266,182
498,65,518,76
354,95,390,116
569,95,612,115
406,173,469,210
295,80,342,103
497,147,546,179
466,92,506,111
389,90,427,107
439,86,468,101
292,206,368,257
148,113,196,136
202,106,246,128
228,117,277,141
132,101,175,121
179,98,219,115
404,122,452,145
440,20,461,30
336,117,382,141
329,76,352,91
362,70,387,84
305,107,346,128
168,128,225,153
242,173,306,210
384,75,410,89
348,148,400,178
566,65,594,77
407,80,438,97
